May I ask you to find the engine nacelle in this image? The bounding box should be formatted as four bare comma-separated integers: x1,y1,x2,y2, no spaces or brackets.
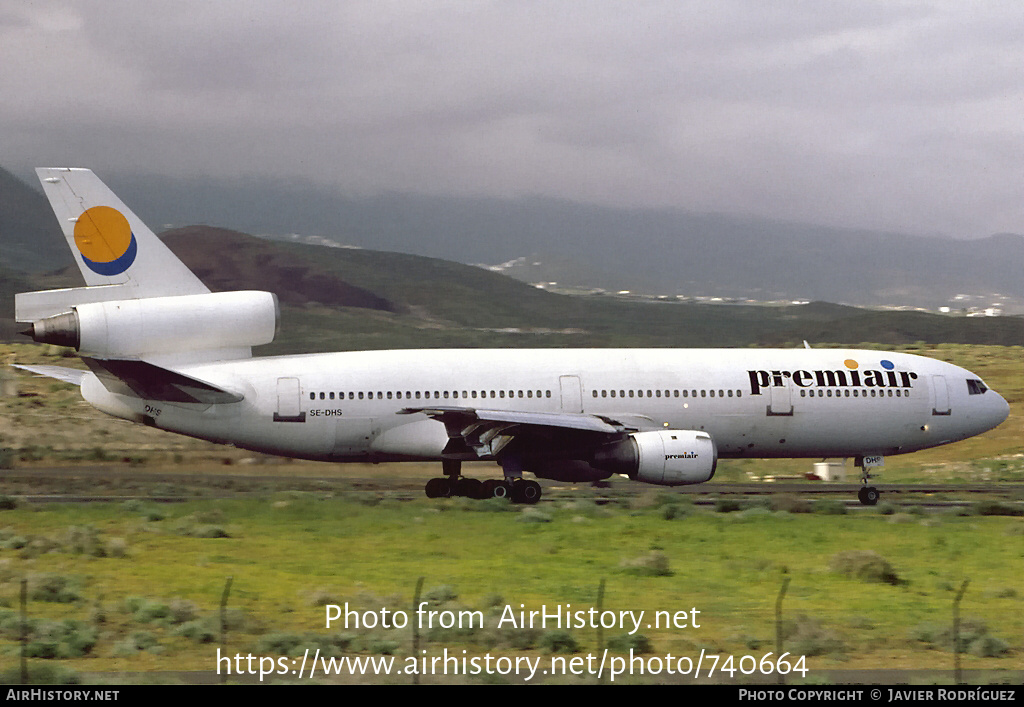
25,291,279,357
593,430,717,486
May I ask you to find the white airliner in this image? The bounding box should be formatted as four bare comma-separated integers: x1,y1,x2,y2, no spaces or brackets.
14,169,1010,505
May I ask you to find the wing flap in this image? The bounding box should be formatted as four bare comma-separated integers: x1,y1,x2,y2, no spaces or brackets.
82,357,243,404
402,406,621,434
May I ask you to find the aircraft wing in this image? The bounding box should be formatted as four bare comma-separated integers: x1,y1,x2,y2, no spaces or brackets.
10,364,87,386
400,406,659,460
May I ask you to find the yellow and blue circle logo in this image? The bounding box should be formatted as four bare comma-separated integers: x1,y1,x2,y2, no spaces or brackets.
73,206,137,276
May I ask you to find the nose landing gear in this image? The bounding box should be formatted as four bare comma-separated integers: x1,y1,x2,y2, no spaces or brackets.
855,455,882,506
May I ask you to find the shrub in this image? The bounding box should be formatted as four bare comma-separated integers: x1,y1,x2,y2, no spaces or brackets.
910,619,1007,656
770,495,812,514
714,498,743,513
539,630,580,654
29,574,82,603
620,550,672,577
783,614,846,657
974,501,1024,517
424,585,458,605
174,619,217,644
662,502,693,520
517,507,552,523
813,500,848,515
0,663,80,684
606,633,653,654
830,551,901,585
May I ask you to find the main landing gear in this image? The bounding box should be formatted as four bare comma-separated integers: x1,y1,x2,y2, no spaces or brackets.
423,459,542,504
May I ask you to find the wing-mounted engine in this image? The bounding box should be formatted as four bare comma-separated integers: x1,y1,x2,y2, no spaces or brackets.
593,430,717,486
20,291,278,358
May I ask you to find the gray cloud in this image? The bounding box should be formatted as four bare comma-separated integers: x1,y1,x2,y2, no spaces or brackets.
2,0,1022,237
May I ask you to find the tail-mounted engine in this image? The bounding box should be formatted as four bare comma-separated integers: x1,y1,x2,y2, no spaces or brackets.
22,291,279,357
593,430,717,486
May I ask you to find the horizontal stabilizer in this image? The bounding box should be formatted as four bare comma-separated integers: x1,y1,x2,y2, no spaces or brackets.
82,358,243,404
16,284,137,322
10,364,87,386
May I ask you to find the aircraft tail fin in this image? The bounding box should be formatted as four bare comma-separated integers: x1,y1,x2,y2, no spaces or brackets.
34,168,208,298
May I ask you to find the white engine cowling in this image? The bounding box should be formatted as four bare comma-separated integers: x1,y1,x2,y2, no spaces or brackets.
593,430,717,486
26,291,278,357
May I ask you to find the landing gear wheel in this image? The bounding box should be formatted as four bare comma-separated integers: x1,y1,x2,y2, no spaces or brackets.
483,480,512,500
424,477,451,499
456,477,483,499
858,486,880,506
511,480,542,505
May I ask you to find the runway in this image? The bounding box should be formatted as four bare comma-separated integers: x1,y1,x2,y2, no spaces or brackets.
1,465,1021,506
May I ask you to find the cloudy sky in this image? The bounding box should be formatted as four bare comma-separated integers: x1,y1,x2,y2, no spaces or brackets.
3,1,1023,237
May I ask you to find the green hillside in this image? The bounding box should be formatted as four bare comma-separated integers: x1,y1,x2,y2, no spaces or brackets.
0,166,73,273
2,225,1021,352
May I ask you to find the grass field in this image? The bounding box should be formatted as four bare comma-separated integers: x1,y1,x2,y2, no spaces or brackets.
0,494,1022,684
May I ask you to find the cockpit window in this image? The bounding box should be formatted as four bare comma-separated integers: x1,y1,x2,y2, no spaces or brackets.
966,379,988,395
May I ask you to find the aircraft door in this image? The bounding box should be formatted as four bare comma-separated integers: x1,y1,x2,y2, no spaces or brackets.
931,375,951,415
767,380,794,416
559,375,583,413
274,377,306,422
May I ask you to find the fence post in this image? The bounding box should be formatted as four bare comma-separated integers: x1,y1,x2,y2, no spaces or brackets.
220,576,233,685
953,578,969,685
775,576,790,686
20,578,28,685
596,578,606,684
412,576,424,685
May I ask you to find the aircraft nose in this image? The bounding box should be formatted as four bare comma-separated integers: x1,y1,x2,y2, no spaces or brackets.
996,392,1010,422
987,391,1010,430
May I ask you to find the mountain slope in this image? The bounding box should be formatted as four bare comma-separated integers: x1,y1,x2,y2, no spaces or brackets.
0,166,74,274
